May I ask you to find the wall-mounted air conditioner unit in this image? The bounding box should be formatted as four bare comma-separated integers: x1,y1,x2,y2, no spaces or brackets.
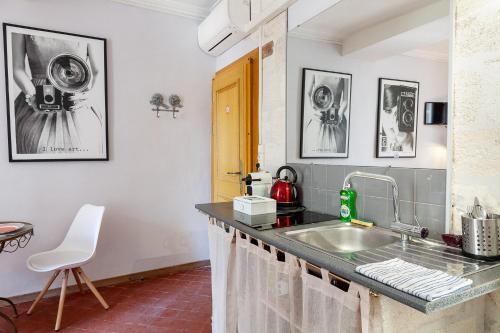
198,0,250,56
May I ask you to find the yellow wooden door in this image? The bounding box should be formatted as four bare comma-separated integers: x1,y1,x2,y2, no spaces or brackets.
212,50,258,202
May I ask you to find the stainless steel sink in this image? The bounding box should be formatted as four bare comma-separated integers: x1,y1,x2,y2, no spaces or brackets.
281,223,399,253
277,222,500,277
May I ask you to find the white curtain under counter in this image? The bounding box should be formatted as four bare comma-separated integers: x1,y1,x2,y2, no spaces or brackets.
208,218,237,333
206,217,500,333
208,217,364,333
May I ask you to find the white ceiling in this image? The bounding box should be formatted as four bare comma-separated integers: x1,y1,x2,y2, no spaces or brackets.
182,0,220,10
290,0,449,62
110,0,220,20
111,0,449,61
291,0,439,43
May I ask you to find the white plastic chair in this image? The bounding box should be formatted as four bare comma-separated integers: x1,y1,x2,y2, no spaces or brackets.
26,204,109,331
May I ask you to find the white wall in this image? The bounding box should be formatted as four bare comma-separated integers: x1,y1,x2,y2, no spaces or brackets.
287,37,448,169
215,34,259,71
0,0,215,297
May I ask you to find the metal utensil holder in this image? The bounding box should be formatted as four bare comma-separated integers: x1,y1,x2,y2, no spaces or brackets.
462,214,500,260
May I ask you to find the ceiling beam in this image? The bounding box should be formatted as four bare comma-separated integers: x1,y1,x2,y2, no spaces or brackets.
342,0,449,59
288,27,342,45
403,48,448,63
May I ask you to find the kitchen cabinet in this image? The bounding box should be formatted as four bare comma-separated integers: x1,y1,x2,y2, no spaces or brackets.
210,220,364,333
206,216,500,333
365,294,488,333
199,201,500,333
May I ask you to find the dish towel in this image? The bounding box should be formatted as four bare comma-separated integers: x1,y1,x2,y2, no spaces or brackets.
355,258,473,301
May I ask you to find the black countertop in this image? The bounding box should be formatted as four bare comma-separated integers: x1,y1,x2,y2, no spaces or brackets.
195,202,500,314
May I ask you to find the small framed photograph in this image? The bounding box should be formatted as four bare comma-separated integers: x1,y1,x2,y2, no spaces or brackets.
3,23,108,162
376,78,419,158
300,68,352,158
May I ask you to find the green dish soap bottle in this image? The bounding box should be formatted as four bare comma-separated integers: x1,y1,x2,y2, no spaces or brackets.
340,184,357,222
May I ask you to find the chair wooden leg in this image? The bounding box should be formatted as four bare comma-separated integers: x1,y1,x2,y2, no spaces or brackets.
77,268,109,310
55,270,69,331
71,268,84,294
27,270,61,315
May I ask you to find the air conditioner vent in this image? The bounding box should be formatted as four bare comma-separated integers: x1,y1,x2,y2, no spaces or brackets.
198,0,250,56
208,33,233,52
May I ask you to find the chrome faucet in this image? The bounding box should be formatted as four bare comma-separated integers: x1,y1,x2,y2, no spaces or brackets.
343,171,428,241
343,171,401,223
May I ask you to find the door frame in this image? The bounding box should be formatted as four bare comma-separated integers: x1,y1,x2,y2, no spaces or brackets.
211,48,259,201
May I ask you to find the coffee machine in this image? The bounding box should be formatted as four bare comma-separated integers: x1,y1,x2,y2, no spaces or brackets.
242,164,273,197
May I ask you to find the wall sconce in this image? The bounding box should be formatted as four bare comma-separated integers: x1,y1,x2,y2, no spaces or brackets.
150,93,183,119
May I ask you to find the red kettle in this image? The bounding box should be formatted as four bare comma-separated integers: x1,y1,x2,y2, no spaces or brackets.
270,166,299,207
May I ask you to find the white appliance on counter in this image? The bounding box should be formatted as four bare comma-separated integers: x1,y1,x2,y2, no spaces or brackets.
233,196,276,215
242,170,273,197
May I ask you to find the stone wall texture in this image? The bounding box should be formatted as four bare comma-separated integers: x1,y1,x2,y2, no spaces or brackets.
261,11,287,173
451,0,500,232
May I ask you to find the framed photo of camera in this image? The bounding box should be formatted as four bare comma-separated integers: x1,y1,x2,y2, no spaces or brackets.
376,78,419,158
300,68,352,158
3,23,108,161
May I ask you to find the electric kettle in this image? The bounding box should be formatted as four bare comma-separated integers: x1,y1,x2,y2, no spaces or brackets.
270,166,299,208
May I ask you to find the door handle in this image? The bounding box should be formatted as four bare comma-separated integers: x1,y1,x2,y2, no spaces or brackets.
239,160,243,194
226,171,241,175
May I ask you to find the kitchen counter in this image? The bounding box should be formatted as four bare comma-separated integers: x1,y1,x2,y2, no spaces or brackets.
196,202,500,314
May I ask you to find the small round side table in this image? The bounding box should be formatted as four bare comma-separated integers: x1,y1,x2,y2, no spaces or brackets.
0,222,34,333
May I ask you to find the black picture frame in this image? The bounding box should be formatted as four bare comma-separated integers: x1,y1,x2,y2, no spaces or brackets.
3,23,109,162
376,77,419,158
300,67,352,158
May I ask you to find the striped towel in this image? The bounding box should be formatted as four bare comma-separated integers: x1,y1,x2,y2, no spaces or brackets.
355,258,473,301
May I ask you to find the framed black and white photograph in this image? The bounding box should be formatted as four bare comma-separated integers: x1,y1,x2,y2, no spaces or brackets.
300,68,352,158
3,23,108,161
376,78,419,158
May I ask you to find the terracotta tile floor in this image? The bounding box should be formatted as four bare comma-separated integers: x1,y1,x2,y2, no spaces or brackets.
0,266,212,333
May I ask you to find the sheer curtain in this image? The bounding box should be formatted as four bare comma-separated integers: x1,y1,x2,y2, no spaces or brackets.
208,219,237,333
236,230,297,332
209,220,498,333
235,229,362,333
235,230,269,333
299,258,362,333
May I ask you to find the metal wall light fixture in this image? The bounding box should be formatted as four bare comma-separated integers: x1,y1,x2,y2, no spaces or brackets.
150,93,183,119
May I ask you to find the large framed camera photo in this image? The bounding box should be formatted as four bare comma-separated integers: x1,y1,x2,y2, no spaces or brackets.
376,78,419,158
3,23,108,161
300,68,352,158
